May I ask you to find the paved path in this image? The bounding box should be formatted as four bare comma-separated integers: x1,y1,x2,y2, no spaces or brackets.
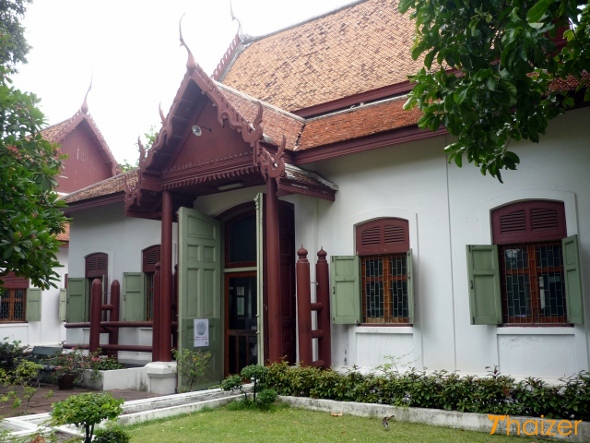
0,383,162,418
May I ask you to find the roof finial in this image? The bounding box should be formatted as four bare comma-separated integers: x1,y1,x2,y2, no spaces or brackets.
230,0,242,31
81,75,93,114
179,14,197,73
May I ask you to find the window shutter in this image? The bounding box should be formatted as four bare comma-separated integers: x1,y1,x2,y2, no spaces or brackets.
466,245,502,325
331,255,361,324
25,288,41,322
356,218,409,255
123,272,145,321
59,288,67,321
563,235,583,324
406,249,414,324
66,278,88,322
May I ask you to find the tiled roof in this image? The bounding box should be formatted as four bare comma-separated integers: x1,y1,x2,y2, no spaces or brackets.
216,83,305,149
56,222,70,242
62,169,138,204
298,95,421,149
40,120,70,143
221,0,421,112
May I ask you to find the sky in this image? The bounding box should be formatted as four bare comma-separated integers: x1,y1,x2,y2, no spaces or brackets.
13,0,355,165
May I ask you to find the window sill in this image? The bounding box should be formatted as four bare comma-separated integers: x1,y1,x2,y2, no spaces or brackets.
356,325,413,335
497,326,575,335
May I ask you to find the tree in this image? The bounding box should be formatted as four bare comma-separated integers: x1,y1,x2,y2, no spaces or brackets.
0,0,68,289
399,0,590,182
0,0,31,73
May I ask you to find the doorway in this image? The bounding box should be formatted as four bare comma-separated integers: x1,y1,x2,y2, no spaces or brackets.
226,273,257,375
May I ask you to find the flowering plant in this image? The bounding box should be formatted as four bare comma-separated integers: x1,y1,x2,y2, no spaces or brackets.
51,348,90,383
52,348,126,384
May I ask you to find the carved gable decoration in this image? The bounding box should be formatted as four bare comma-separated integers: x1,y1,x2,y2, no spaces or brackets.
161,100,253,187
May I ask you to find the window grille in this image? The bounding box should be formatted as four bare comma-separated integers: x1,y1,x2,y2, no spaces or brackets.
0,289,26,322
500,241,566,324
361,254,408,323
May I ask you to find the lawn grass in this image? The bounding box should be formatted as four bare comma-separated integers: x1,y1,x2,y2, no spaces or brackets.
125,403,545,443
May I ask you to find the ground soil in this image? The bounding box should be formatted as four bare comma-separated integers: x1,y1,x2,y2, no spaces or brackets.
0,383,160,418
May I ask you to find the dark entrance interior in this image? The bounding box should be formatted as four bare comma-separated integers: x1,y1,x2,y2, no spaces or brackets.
226,273,257,375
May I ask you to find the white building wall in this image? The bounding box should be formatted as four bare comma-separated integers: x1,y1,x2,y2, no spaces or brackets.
67,202,177,364
297,107,590,380
0,246,68,346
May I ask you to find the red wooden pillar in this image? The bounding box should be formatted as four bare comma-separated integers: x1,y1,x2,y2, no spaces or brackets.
316,248,331,368
89,278,102,353
266,178,283,363
159,190,173,362
152,263,161,361
296,247,312,366
108,280,120,357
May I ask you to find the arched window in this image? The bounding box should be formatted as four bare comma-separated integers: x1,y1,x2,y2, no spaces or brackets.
493,201,567,324
356,218,411,324
467,200,582,326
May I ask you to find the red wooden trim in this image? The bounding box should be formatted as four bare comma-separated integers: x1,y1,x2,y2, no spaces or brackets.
294,126,447,165
294,81,415,118
492,200,566,244
64,193,124,215
356,218,409,255
142,245,161,273
1,272,29,289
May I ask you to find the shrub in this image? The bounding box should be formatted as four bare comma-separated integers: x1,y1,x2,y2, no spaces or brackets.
220,364,277,410
50,392,124,443
93,426,130,443
0,359,45,413
0,338,29,370
263,362,590,421
172,348,211,392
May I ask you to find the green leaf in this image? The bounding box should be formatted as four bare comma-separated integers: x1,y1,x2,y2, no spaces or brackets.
526,0,551,24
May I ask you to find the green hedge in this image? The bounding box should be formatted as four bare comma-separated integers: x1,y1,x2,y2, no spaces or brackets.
265,361,590,421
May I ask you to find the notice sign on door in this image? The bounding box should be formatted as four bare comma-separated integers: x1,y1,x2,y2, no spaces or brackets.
194,318,209,347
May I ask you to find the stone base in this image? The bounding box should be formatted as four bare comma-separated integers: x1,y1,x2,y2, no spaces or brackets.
145,362,177,395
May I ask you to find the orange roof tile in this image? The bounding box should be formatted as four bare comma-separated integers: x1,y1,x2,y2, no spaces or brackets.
299,96,421,149
217,83,305,149
221,0,421,112
63,169,138,204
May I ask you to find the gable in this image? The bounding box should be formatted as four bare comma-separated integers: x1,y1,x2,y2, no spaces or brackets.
58,120,117,193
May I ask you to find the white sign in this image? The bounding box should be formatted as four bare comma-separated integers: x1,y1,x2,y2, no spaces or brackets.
193,318,209,347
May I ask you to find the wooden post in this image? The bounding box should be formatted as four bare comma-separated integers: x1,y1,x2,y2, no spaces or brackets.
296,246,312,366
266,179,282,363
159,190,173,362
89,278,102,353
316,248,331,368
152,263,161,362
107,280,120,358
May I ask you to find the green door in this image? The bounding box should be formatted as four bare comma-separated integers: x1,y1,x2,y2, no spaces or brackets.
178,207,222,388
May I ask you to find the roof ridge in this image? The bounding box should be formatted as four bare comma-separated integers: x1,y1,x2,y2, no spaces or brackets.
215,81,304,123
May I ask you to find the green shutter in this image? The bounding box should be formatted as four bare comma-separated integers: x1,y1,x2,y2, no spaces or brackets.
25,288,41,322
123,272,145,321
59,288,67,321
466,245,502,325
407,249,414,324
66,278,88,322
331,255,361,324
178,207,222,388
563,235,583,324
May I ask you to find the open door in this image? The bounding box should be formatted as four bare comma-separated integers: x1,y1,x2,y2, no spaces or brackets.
178,207,222,388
